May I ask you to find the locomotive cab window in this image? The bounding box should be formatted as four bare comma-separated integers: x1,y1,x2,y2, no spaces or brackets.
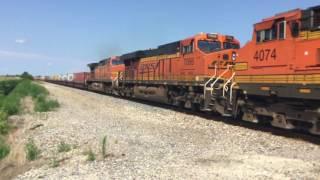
256,21,287,42
291,21,300,38
112,59,124,65
256,25,277,43
279,21,286,40
198,40,221,53
182,41,194,54
256,31,262,42
223,42,240,49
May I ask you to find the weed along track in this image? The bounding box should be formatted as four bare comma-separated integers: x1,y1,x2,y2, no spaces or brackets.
10,82,320,179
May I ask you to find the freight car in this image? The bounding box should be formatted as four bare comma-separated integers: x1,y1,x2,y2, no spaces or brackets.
46,5,320,136
72,72,90,89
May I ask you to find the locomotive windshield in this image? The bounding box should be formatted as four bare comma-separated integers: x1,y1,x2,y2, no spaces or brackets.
198,40,221,53
223,42,240,49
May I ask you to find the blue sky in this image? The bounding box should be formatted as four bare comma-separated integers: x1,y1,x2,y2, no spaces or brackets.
0,0,319,75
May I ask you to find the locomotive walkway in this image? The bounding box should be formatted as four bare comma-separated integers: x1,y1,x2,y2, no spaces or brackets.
15,82,320,179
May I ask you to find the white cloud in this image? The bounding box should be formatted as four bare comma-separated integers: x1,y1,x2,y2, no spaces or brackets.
15,39,27,44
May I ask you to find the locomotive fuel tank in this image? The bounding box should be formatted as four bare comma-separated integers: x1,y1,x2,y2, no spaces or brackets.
133,86,168,104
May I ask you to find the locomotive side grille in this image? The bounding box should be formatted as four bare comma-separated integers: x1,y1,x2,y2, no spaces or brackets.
314,8,320,28
235,74,320,84
140,53,180,62
301,7,320,31
300,31,320,40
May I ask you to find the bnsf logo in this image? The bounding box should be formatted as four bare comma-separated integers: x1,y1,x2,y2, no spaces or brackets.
254,49,277,61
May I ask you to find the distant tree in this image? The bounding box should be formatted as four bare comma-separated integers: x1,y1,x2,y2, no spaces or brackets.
21,72,34,80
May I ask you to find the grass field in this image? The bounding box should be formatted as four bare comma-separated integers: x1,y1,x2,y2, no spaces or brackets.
0,76,20,81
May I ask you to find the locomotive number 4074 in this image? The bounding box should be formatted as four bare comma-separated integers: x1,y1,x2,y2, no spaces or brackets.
254,49,277,61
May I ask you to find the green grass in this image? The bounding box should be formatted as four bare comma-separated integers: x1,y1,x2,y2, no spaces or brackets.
0,120,10,135
0,95,4,107
50,157,59,168
0,79,22,96
57,141,71,153
1,80,51,116
2,94,20,115
25,139,40,161
85,149,96,162
0,137,10,160
102,136,107,158
34,95,59,112
0,76,20,81
0,79,59,135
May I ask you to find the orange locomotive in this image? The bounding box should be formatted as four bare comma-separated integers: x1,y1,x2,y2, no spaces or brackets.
84,33,239,114
118,33,239,111
87,56,125,92
234,6,320,135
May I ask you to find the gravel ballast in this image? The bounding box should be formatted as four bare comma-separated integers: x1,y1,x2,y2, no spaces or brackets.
15,82,320,179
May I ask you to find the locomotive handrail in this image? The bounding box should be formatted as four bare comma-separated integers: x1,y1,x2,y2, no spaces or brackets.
112,76,119,87
210,65,233,94
223,72,236,98
230,81,237,104
203,64,218,96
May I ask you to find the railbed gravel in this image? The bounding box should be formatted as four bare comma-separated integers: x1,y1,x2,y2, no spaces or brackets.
15,82,320,179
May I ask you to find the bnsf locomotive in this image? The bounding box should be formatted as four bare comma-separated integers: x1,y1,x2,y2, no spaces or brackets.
47,5,320,135
235,6,320,135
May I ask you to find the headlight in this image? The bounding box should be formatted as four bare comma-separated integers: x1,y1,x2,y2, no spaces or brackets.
232,52,237,61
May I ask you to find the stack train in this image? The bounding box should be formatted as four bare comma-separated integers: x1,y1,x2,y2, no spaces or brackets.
45,6,320,135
